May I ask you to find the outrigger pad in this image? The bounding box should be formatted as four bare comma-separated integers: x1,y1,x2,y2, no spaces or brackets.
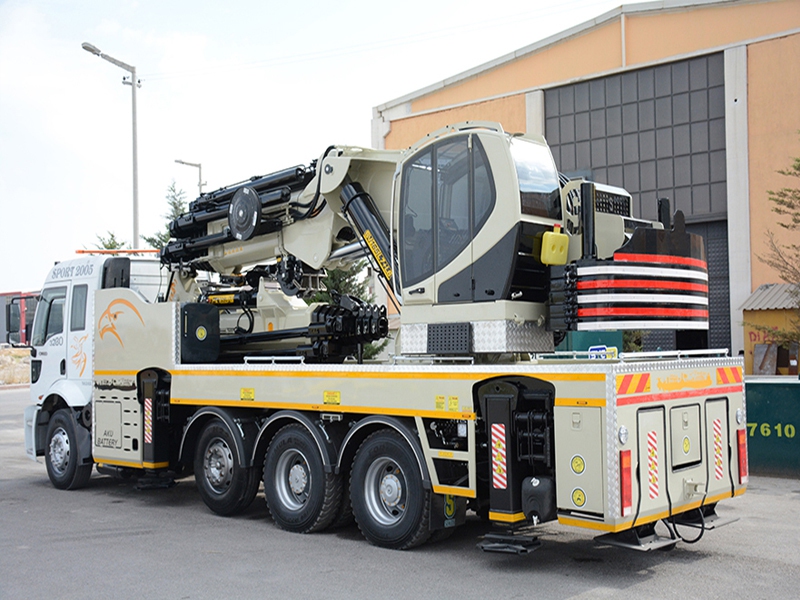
478,532,542,555
595,524,677,552
671,505,739,531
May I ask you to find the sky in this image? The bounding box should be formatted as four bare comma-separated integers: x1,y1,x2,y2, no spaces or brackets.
0,0,622,291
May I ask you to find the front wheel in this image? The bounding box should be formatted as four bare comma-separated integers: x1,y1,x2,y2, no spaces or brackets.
194,419,259,516
45,409,92,490
350,430,430,549
263,424,341,533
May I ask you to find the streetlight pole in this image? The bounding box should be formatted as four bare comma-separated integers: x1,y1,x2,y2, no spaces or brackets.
175,159,206,196
82,42,141,249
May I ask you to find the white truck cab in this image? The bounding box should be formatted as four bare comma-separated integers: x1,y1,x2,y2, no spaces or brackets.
24,254,165,488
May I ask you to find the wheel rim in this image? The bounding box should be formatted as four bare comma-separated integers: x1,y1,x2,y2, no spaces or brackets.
203,437,234,494
363,457,407,526
48,427,70,476
274,449,310,511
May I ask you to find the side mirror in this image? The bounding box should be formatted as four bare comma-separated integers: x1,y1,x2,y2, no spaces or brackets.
6,299,20,344
5,297,32,348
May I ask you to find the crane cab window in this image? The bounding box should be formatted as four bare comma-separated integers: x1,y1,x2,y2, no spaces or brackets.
511,138,561,220
32,287,67,346
400,135,495,288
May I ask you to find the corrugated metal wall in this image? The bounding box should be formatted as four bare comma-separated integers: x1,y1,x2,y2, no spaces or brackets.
544,53,731,352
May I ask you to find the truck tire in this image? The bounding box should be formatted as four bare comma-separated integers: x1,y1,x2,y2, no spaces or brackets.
194,419,259,516
350,430,431,550
329,493,354,529
45,409,92,490
263,424,341,533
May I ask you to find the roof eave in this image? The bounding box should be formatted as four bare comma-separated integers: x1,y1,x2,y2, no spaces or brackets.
376,0,753,112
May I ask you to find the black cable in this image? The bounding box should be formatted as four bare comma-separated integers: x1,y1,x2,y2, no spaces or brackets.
234,306,254,335
667,508,706,544
289,146,336,220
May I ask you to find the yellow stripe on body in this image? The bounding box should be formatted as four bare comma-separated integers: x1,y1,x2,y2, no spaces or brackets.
95,370,139,377
632,490,736,527
488,511,527,523
169,368,605,382
432,485,477,499
143,461,170,469
95,458,143,469
555,397,606,407
559,489,739,532
171,397,476,420
558,516,631,533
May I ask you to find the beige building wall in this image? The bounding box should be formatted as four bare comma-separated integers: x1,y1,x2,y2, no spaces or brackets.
410,21,622,114
385,95,527,151
381,1,800,155
747,32,800,290
625,0,800,65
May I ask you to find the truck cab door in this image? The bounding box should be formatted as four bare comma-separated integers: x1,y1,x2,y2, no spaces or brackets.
66,284,91,382
30,285,69,402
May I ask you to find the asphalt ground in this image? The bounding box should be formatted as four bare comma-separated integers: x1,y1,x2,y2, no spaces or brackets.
1,385,798,599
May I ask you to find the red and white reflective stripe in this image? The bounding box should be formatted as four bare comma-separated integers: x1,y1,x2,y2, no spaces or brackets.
647,430,659,499
713,418,724,480
144,397,153,445
491,423,507,490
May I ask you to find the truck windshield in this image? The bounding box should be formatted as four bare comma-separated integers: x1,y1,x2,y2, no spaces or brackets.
32,287,66,347
510,138,561,220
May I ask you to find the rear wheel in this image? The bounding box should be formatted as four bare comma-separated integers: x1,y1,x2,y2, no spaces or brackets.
194,419,258,515
351,430,430,549
264,424,341,533
45,409,92,490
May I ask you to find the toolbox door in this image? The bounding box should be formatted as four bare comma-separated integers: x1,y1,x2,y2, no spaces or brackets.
705,398,733,497
555,406,604,515
636,408,667,517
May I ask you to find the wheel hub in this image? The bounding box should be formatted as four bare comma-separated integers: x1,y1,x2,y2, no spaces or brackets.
204,439,234,492
49,428,70,475
288,464,308,495
274,448,310,511
379,473,402,508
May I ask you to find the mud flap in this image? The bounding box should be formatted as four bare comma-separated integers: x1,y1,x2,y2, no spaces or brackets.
429,493,467,531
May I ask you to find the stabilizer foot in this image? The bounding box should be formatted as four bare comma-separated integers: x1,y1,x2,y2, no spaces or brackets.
671,505,738,531
136,474,177,490
478,531,542,554
595,523,677,552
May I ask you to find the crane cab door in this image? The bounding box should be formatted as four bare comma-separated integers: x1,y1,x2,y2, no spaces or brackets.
398,133,496,305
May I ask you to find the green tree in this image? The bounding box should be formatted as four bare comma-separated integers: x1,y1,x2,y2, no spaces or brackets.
94,231,128,250
751,152,800,346
623,330,644,353
307,261,389,360
142,181,188,249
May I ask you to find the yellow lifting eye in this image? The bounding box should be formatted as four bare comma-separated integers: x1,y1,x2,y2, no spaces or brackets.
540,224,569,266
